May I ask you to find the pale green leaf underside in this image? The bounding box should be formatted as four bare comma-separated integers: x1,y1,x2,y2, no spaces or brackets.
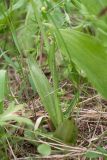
37,144,51,156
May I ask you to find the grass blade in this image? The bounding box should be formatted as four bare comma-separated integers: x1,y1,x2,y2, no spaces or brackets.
0,70,7,114
48,42,63,125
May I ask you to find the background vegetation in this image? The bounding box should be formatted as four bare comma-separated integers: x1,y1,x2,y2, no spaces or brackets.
1,0,107,159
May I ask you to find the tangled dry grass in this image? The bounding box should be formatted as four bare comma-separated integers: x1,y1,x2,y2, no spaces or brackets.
6,67,107,160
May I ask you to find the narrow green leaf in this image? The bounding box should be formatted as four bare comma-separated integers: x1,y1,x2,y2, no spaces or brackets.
65,91,79,117
48,42,63,125
28,57,58,127
0,70,7,113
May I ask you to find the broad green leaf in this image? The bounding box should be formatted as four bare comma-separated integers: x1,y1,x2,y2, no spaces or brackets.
86,151,101,159
37,144,51,156
56,29,107,99
96,146,107,159
97,146,107,154
80,0,107,15
54,118,78,144
86,148,107,159
28,57,58,127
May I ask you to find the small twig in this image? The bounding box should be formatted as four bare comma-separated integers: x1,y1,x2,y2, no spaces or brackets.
6,137,17,160
10,88,19,104
78,95,99,105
